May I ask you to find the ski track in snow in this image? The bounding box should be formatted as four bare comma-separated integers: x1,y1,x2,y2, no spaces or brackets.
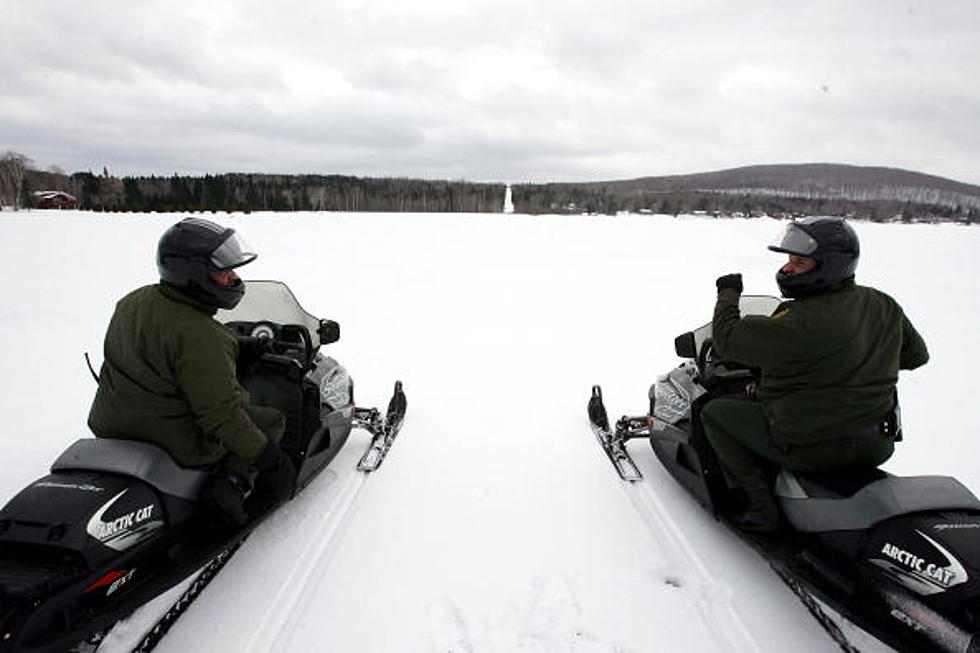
241,468,370,652
623,474,760,652
99,460,372,653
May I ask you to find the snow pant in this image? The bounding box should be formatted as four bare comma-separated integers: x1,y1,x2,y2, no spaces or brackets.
226,404,286,480
700,396,895,490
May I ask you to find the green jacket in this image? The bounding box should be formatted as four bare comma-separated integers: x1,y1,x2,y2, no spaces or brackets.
88,284,268,467
712,280,929,444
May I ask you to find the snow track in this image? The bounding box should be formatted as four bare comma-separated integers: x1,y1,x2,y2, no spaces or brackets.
624,471,761,653
241,469,369,652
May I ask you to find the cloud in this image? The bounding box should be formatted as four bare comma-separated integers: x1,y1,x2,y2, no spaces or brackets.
1,0,978,184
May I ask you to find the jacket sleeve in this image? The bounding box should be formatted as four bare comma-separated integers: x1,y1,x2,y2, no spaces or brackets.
173,327,268,461
711,288,806,367
899,313,929,370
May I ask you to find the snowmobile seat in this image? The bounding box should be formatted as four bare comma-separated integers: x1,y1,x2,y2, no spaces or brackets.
51,439,211,501
784,468,888,499
775,469,980,533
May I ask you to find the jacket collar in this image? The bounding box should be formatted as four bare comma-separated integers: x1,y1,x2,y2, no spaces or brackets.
158,283,218,315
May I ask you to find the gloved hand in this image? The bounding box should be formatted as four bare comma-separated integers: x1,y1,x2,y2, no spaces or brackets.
716,273,743,293
237,336,274,365
200,468,251,527
254,441,296,503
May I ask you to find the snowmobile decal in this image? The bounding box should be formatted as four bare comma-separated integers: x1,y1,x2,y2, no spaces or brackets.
34,480,105,492
86,490,164,551
870,529,968,595
933,522,980,532
82,568,137,596
889,608,927,633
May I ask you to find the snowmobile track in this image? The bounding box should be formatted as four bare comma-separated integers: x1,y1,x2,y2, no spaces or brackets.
240,468,370,652
624,479,762,653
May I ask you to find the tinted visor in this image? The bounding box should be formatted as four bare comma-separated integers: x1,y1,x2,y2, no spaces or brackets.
210,231,258,270
768,223,818,256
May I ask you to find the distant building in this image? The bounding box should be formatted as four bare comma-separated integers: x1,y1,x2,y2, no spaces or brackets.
32,190,78,209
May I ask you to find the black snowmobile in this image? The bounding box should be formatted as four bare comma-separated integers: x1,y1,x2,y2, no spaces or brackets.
0,280,406,653
589,295,980,653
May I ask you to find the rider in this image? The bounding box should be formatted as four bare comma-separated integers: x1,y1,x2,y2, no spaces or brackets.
88,217,295,525
704,217,929,531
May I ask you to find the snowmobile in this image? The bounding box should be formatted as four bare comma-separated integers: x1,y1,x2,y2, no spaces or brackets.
0,280,407,653
589,295,980,653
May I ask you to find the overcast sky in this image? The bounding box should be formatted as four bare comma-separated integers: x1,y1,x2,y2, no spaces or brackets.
2,0,978,184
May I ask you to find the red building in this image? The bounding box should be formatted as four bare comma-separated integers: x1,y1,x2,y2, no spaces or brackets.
32,190,79,209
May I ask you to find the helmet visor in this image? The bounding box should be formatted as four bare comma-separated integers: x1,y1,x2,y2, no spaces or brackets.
211,232,258,270
769,223,818,256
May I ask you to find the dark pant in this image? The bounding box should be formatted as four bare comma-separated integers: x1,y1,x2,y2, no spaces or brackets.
226,404,286,479
700,397,894,489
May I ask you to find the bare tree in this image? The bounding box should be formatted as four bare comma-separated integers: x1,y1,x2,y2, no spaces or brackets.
0,151,32,210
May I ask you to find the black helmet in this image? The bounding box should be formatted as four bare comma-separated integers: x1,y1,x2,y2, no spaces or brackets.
157,218,257,309
768,217,859,298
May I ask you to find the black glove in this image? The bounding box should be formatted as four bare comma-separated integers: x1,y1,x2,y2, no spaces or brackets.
254,441,297,503
200,468,251,527
716,273,743,293
237,336,274,365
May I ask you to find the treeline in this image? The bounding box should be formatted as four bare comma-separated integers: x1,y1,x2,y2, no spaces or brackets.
512,184,979,223
23,168,505,213
10,153,979,223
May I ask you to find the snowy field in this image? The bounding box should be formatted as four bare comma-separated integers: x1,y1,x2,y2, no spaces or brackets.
0,210,977,652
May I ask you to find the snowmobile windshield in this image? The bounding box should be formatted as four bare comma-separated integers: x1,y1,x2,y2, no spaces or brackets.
210,232,257,270
689,295,783,358
216,280,325,349
768,223,818,256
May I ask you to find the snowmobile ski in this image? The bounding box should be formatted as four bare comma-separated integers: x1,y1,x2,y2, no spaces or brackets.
587,385,647,482
355,381,407,472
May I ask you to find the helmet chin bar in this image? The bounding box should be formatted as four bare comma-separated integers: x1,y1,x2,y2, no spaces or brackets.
181,274,246,310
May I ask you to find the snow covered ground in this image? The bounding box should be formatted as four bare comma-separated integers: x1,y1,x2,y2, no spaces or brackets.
0,210,977,652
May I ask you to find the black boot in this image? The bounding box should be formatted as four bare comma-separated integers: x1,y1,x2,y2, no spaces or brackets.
732,486,780,532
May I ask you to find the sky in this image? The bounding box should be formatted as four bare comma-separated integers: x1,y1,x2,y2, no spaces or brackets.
2,0,978,185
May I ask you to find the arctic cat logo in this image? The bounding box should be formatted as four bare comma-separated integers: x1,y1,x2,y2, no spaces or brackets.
86,491,162,551
875,530,968,594
880,542,956,586
93,504,155,539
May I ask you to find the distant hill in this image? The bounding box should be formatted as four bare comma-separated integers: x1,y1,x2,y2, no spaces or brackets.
513,164,980,220
601,163,980,208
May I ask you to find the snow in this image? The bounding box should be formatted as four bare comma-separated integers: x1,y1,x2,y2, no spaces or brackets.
0,210,977,652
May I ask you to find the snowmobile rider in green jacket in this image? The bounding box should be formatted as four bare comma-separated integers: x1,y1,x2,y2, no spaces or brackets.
88,217,296,526
702,217,929,532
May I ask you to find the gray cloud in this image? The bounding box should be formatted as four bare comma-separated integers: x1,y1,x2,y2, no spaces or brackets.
2,0,977,184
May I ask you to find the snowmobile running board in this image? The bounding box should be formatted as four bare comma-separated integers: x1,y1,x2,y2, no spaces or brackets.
354,380,407,472
587,385,649,482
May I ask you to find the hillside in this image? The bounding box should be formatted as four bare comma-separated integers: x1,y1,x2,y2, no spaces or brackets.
513,163,980,220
